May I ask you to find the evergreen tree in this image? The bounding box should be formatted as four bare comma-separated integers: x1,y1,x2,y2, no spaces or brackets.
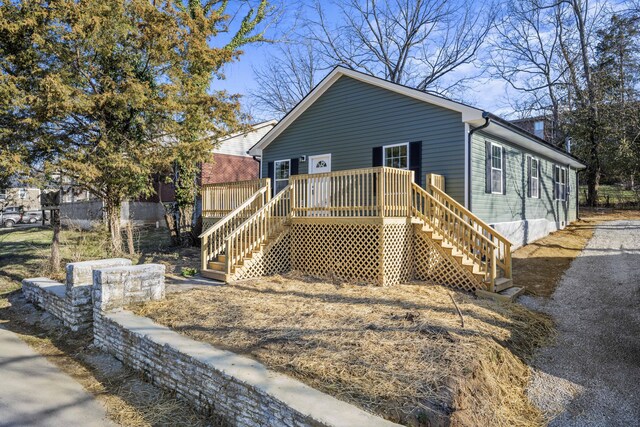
0,0,270,254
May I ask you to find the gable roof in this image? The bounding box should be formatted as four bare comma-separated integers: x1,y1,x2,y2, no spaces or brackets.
249,67,585,169
214,120,277,157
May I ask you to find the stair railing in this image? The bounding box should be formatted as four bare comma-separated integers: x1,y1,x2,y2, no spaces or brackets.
429,185,512,280
200,186,269,271
201,178,271,217
225,185,292,273
411,183,500,289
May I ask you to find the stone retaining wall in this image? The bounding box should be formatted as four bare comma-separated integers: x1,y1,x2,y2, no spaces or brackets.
23,258,131,331
24,259,399,427
92,263,398,427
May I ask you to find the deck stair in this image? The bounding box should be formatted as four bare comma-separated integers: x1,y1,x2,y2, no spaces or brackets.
200,183,292,282
411,182,513,292
200,169,514,294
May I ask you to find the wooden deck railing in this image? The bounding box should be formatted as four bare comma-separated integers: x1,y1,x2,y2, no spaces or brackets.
290,166,413,217
201,178,271,217
412,183,499,288
199,187,269,271
429,185,512,280
225,185,292,272
427,173,446,192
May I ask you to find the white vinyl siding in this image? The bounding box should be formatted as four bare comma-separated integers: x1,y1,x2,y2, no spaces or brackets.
383,143,409,170
491,143,503,194
274,159,290,195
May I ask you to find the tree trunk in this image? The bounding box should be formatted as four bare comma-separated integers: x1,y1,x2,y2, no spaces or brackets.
585,130,601,207
179,204,195,246
126,221,135,255
162,202,180,246
49,209,61,273
105,201,123,254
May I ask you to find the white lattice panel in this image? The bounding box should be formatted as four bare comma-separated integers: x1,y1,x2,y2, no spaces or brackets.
230,229,292,281
413,230,482,291
291,222,383,285
382,223,414,286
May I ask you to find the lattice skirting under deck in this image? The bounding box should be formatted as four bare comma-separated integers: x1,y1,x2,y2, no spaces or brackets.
291,222,382,285
229,219,486,291
382,223,414,285
413,230,482,292
229,228,292,281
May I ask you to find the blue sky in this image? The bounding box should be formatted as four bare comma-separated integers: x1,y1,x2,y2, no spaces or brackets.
214,1,527,121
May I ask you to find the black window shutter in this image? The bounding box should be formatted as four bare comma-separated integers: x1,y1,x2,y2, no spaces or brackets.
409,141,422,186
527,156,532,198
537,160,541,198
485,140,492,193
501,147,507,195
290,158,299,176
552,165,557,200
267,161,275,194
372,146,383,167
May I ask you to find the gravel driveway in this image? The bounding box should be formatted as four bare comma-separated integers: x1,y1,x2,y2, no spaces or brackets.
523,220,640,426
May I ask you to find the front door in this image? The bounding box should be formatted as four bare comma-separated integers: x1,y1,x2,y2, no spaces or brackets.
308,154,332,215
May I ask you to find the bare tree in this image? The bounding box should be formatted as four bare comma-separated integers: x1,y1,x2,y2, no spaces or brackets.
306,0,494,92
250,42,321,117
489,0,567,145
489,0,617,205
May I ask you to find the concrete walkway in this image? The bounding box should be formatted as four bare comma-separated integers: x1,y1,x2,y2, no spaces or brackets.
0,326,115,427
525,220,640,427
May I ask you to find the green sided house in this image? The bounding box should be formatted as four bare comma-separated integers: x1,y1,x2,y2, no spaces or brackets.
248,66,585,249
198,66,584,295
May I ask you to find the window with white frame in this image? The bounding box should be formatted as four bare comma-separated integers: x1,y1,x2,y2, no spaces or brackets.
534,121,544,138
491,143,503,194
0,192,5,200
383,143,409,169
274,159,290,195
530,157,540,198
554,165,567,200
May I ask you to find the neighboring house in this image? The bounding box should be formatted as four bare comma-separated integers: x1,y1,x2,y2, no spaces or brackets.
248,67,585,248
0,187,41,211
57,121,276,229
201,120,276,185
511,115,559,145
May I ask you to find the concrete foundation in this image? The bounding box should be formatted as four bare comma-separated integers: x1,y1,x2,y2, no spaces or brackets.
491,218,565,249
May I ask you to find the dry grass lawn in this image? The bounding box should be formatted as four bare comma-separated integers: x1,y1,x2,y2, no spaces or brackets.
0,226,214,426
513,209,640,296
131,275,554,426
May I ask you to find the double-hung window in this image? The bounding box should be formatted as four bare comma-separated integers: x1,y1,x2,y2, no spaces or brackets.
274,159,290,195
383,143,409,170
554,165,567,201
530,157,540,198
491,143,503,194
534,121,544,139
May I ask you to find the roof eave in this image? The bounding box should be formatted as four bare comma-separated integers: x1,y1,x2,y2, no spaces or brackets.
479,120,586,169
248,66,484,156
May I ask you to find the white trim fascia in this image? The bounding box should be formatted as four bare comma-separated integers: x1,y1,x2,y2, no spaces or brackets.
464,123,469,208
248,67,484,156
217,120,278,143
484,122,585,169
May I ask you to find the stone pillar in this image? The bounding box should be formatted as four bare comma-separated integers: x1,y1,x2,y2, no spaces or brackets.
66,258,132,292
92,264,165,313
